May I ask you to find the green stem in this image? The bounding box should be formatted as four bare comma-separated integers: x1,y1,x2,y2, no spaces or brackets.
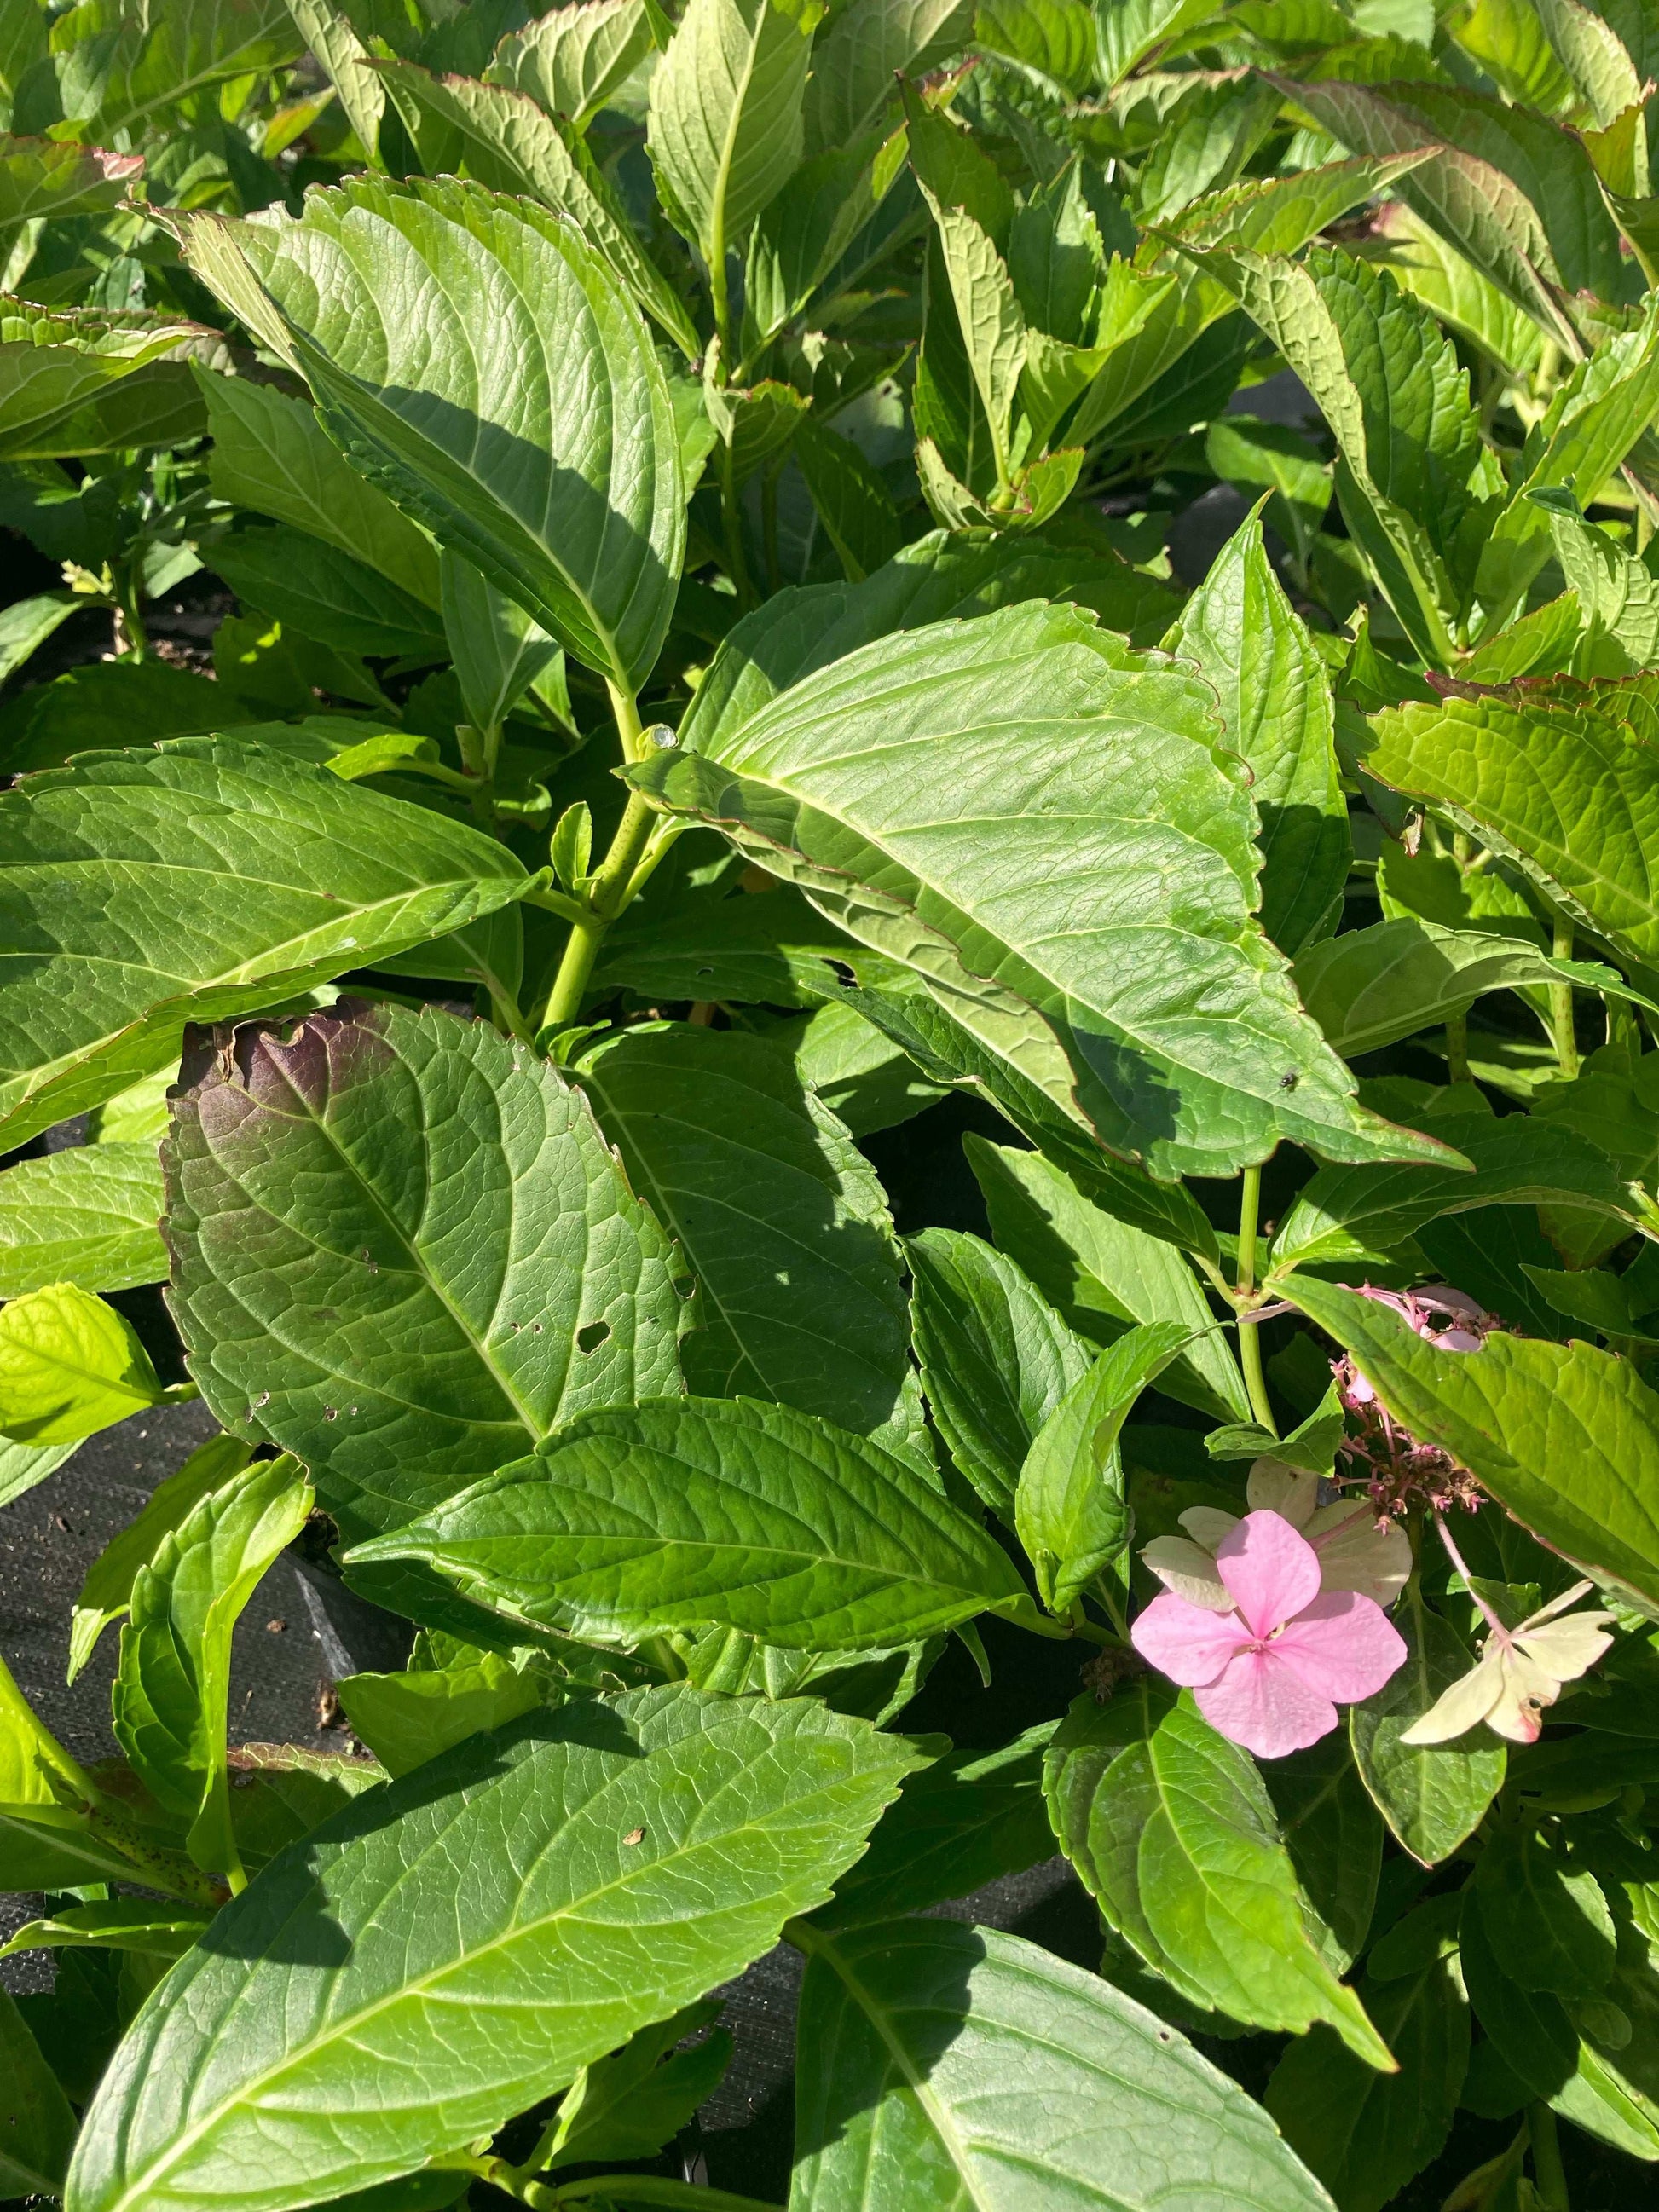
1235,1165,1277,1436
1549,916,1580,1079
1444,1004,1471,1083
534,679,661,1041
116,565,148,659
720,435,754,610
1529,2102,1570,2210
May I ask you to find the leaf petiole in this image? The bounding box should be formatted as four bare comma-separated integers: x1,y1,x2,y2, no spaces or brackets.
1234,1165,1278,1436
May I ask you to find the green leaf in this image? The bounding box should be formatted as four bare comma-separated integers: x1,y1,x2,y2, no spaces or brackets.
351,1395,1034,1650
575,1025,923,1459
1163,507,1349,955
534,2001,731,2171
69,1689,922,2212
792,417,905,583
813,1720,1057,1929
0,588,80,688
439,548,560,737
1459,1884,1579,2102
789,1915,1338,2210
165,999,686,1544
1535,0,1644,126
1292,1275,1659,1615
1291,915,1652,1061
1361,201,1546,381
906,1224,1092,1521
195,368,442,610
0,1141,166,1297
0,1283,165,1446
1205,413,1332,576
0,1435,76,1512
803,0,970,152
0,1899,214,1961
487,0,656,131
1265,1932,1468,2212
0,135,140,278
1346,1578,1508,1865
1263,1729,1383,1973
743,137,900,348
967,1135,1249,1423
1268,72,1579,351
1043,1684,1395,2066
1362,679,1659,969
841,983,1222,1263
212,526,448,661
113,1453,313,1877
70,1433,254,1683
1017,1322,1196,1614
1547,502,1659,674
283,0,386,161
678,527,1184,757
1473,1823,1617,1998
0,299,219,461
647,0,816,272
336,1647,559,1779
1269,1109,1646,1274
0,1989,74,2203
1096,0,1224,83
179,176,685,692
0,739,529,1152
1168,241,1465,662
784,997,946,1134
630,602,1439,1178
45,0,303,142
368,61,702,361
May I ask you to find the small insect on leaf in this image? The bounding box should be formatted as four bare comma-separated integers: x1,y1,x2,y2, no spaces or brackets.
623,1827,645,1846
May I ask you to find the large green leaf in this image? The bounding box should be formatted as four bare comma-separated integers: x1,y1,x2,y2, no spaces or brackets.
351,1395,1035,1650
1043,1684,1394,2066
179,176,684,692
0,1435,77,1513
1474,1822,1616,1998
0,1142,165,1297
0,740,529,1152
211,527,447,662
906,1225,1092,1520
1347,1581,1506,1866
1265,1914,1468,2212
575,1024,922,1458
368,62,701,360
1164,506,1349,954
679,528,1182,755
1017,1322,1195,1614
1361,680,1659,967
647,0,815,272
789,1918,1338,2212
967,1135,1250,1422
66,1688,924,2212
630,602,1442,1178
165,999,686,1544
196,370,442,610
1263,1729,1382,1974
113,1454,312,1879
1269,1110,1647,1273
1293,1276,1659,1614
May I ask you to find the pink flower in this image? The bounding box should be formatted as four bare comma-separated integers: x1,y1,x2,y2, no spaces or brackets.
1130,1510,1408,1759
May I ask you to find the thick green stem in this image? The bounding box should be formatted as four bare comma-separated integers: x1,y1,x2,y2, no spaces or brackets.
1529,2102,1570,2210
720,435,754,610
1549,916,1580,1079
1235,1165,1277,1436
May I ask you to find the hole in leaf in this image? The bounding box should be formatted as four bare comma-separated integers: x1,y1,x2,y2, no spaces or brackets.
576,1320,610,1355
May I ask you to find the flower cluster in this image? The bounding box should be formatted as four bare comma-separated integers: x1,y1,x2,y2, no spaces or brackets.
1333,1285,1496,1522
1130,1464,1409,1759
